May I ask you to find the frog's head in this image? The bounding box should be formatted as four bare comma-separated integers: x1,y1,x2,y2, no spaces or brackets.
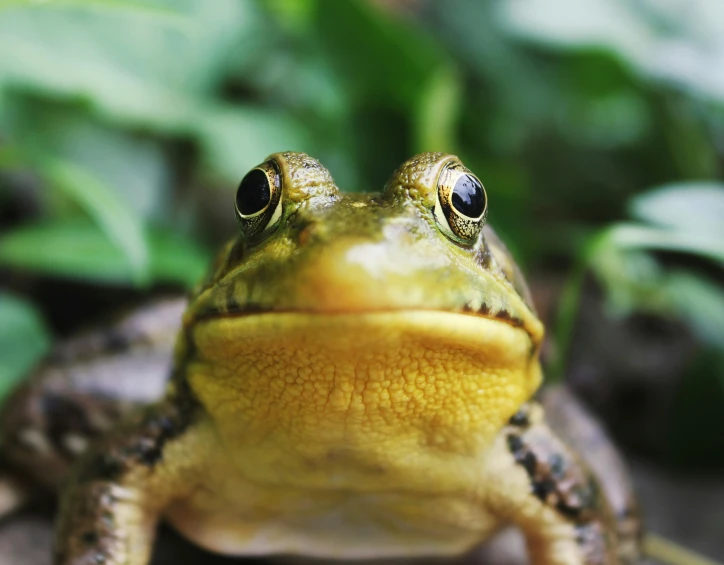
182,152,544,457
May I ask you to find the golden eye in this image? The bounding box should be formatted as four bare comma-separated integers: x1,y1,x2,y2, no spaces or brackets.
234,159,283,239
433,161,487,245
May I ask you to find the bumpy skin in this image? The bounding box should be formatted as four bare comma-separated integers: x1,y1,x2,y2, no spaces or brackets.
0,152,641,565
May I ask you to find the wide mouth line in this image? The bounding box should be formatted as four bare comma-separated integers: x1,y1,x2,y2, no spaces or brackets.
190,305,534,336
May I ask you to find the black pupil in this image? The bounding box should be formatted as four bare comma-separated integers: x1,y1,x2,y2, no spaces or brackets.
451,174,485,218
236,169,271,215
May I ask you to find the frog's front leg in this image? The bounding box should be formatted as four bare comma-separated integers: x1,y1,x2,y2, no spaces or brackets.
482,403,618,565
54,394,209,565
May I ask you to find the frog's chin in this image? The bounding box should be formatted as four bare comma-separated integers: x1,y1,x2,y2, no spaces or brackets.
186,310,542,459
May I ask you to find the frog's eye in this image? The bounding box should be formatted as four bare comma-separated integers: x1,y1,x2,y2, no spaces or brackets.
235,159,283,239
433,161,487,245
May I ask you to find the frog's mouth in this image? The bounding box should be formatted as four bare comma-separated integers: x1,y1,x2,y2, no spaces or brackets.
190,303,544,352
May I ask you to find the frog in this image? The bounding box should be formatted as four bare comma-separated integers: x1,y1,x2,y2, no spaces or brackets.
0,152,641,565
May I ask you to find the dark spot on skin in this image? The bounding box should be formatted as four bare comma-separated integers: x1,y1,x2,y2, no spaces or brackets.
508,435,538,477
132,389,198,469
506,427,604,527
495,309,523,327
509,409,530,427
558,503,583,520
40,393,93,433
81,531,98,545
77,390,199,482
138,444,163,466
463,303,490,316
79,453,124,482
496,309,511,321
549,453,566,480
157,416,176,435
533,479,556,502
42,393,96,458
519,451,538,478
506,434,524,454
132,413,184,468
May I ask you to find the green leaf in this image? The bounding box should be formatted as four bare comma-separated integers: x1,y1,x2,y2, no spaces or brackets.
0,0,188,24
197,106,309,182
0,292,50,400
414,64,462,154
665,271,724,349
501,0,724,101
315,0,448,109
584,224,724,353
146,228,212,288
40,158,150,284
2,103,173,223
0,220,210,288
606,223,724,264
629,183,724,238
0,0,260,130
264,0,316,31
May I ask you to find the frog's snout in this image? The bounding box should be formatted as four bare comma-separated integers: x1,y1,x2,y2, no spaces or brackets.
287,234,450,313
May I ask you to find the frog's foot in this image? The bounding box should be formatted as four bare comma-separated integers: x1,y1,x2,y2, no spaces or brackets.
54,398,205,565
482,403,621,565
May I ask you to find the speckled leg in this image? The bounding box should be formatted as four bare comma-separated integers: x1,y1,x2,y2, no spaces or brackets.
0,299,184,493
540,386,642,565
56,479,156,565
54,397,207,565
482,402,620,565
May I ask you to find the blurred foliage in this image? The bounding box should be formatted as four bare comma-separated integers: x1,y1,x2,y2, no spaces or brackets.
0,0,723,466
555,184,724,382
